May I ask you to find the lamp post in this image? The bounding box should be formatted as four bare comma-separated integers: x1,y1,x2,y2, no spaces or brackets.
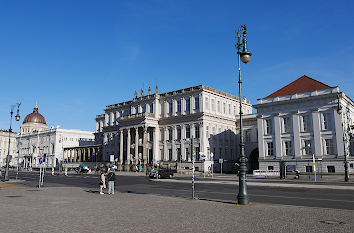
236,25,252,205
3,103,21,181
337,93,351,182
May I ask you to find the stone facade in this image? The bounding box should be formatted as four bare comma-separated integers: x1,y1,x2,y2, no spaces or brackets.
0,129,18,167
254,77,354,174
95,85,253,172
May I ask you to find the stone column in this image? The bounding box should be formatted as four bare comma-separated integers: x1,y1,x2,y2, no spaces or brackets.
273,116,282,158
135,127,139,164
181,125,186,161
126,128,131,171
172,126,177,161
257,117,265,159
163,127,168,161
153,127,160,163
292,113,301,158
312,111,322,157
119,130,123,171
333,108,344,157
143,127,148,166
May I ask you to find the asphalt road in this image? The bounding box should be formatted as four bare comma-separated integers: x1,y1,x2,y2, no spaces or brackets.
9,171,354,211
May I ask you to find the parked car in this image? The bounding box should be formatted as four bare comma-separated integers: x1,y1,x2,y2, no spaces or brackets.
149,169,174,179
74,164,89,173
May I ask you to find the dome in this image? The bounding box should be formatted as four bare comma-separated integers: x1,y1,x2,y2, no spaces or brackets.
23,104,47,125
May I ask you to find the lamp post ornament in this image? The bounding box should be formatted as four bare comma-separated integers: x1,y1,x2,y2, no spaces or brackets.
236,25,252,205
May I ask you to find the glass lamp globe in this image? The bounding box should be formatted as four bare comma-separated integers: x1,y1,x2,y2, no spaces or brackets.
240,52,252,64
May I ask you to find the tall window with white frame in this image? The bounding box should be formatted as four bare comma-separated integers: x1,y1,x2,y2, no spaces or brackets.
211,99,215,111
169,102,173,114
301,115,311,132
168,128,172,141
282,116,291,133
217,101,221,112
177,99,182,114
223,102,226,114
195,96,199,111
177,126,181,140
283,141,292,156
150,103,154,113
186,125,190,138
265,119,272,135
205,97,209,110
267,142,274,157
195,124,200,138
324,138,334,155
303,139,312,155
186,98,190,113
322,112,332,130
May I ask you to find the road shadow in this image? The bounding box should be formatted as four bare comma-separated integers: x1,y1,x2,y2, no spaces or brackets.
85,190,100,194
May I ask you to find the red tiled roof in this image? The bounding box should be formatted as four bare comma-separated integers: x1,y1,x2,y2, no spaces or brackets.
265,75,333,98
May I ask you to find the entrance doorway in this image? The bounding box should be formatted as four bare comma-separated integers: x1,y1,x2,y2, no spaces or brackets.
249,148,259,172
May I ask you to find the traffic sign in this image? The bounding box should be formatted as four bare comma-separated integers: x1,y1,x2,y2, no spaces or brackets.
39,157,43,164
211,153,214,157
157,160,160,165
219,158,224,163
110,154,114,162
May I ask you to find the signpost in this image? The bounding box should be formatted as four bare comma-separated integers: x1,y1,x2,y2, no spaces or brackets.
211,153,214,178
313,154,317,182
110,154,114,163
219,158,224,175
157,160,160,179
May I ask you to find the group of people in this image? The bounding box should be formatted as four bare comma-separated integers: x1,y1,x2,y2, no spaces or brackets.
99,166,116,195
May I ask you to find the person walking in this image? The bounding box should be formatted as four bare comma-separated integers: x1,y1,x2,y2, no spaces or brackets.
107,168,115,195
99,170,106,195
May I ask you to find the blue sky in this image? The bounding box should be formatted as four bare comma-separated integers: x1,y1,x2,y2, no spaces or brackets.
0,0,353,132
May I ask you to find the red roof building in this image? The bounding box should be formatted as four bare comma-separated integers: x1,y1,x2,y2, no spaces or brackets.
265,75,333,98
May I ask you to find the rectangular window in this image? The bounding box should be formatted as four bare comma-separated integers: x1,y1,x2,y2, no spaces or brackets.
186,125,190,138
265,119,272,135
168,149,172,161
325,138,334,154
160,129,164,141
327,166,335,173
306,166,313,172
205,97,209,110
150,103,154,113
195,96,199,110
211,99,215,111
177,127,181,140
142,105,146,113
303,139,312,155
217,101,221,112
223,102,226,114
284,141,292,156
186,98,190,113
322,112,332,130
177,100,182,113
169,102,173,114
268,166,274,170
168,128,172,141
301,115,310,132
282,117,291,133
267,142,274,156
195,124,200,138
228,104,231,115
234,105,237,115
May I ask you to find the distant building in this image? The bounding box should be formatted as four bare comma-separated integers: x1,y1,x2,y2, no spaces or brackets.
95,85,253,171
16,105,96,168
254,75,354,173
0,129,18,167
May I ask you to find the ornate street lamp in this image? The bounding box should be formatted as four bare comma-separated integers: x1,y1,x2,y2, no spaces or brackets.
337,93,350,182
3,103,21,181
236,25,252,204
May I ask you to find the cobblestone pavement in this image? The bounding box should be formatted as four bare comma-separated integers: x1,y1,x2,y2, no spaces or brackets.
0,184,353,233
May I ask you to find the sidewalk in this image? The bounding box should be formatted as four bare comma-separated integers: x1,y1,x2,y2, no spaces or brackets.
0,184,353,233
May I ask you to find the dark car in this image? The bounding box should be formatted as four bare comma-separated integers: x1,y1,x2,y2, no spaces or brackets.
74,164,89,173
149,169,174,179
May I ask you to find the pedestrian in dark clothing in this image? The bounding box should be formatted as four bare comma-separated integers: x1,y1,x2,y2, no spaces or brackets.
107,168,115,195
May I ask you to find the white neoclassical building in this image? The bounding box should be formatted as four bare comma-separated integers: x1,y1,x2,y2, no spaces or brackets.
254,75,354,173
95,85,253,171
16,105,95,168
0,129,18,167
